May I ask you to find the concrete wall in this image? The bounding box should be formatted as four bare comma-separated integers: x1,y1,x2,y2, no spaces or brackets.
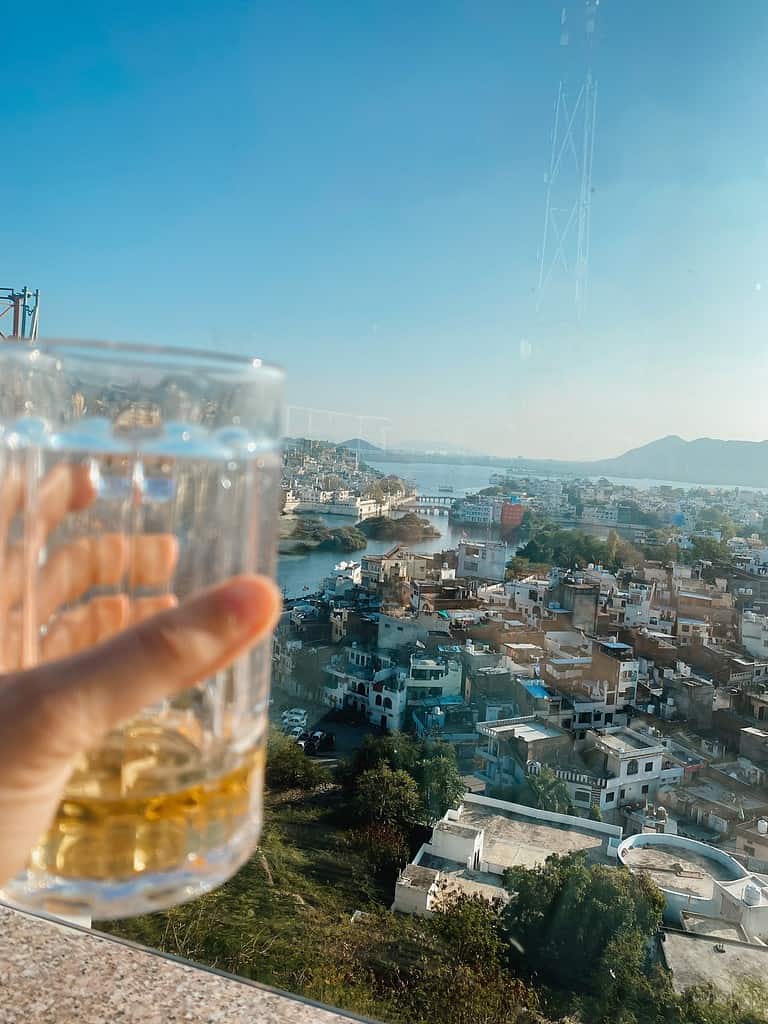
617,832,747,924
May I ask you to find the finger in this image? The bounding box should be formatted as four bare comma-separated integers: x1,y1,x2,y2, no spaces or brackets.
127,533,179,588
41,596,130,662
34,462,96,541
17,574,281,759
2,595,178,669
0,464,96,615
34,533,178,622
129,593,178,624
36,535,128,621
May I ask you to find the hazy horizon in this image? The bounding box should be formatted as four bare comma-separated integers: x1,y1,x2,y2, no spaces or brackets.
5,1,767,459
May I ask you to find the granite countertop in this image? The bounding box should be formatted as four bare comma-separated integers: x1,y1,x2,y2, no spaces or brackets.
0,904,366,1024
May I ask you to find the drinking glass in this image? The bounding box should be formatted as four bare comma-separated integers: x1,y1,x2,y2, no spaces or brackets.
0,340,283,919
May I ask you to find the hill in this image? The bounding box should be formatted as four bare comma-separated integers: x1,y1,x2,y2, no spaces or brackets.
585,435,768,487
340,438,382,452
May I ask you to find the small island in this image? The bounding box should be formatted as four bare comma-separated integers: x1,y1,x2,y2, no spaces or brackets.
358,513,440,542
279,517,367,555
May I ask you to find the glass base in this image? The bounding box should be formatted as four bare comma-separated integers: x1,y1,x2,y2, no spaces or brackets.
1,819,260,921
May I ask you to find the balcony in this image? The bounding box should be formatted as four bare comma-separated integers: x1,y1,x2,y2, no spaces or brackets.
0,903,360,1023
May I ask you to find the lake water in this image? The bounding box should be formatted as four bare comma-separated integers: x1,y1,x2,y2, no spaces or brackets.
276,458,748,598
277,509,506,598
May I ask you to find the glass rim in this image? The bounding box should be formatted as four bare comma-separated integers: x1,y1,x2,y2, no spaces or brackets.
17,337,284,380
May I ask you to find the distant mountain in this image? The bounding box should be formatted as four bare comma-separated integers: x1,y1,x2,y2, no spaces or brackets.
340,438,382,452
584,435,768,488
395,439,482,456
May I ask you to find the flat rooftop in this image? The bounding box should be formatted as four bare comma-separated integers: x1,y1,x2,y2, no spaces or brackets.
681,913,749,943
419,854,507,903
681,777,768,815
623,842,736,898
479,719,564,743
662,930,768,996
458,802,611,870
595,729,656,754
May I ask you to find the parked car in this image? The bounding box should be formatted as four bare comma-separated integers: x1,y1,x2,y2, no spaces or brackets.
305,730,335,755
281,707,306,721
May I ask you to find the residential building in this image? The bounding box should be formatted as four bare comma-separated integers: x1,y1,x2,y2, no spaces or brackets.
322,645,407,731
619,832,768,940
676,617,712,644
392,793,623,916
741,609,768,659
732,818,768,872
457,539,508,582
509,576,550,627
406,652,463,703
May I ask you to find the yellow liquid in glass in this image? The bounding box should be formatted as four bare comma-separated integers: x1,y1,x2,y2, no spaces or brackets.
29,723,264,882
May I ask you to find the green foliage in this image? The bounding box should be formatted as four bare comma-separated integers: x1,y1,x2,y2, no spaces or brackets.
503,853,665,999
353,763,422,831
288,517,367,552
523,767,574,814
685,534,730,564
266,729,331,791
419,753,466,820
359,513,440,541
338,732,465,823
349,821,410,879
489,768,573,815
516,525,643,572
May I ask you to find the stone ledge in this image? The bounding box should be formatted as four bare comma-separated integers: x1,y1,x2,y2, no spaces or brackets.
0,903,367,1024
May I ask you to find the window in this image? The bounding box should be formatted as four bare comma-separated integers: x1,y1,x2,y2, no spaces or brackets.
626,759,639,776
375,694,382,706
604,714,613,725
744,844,756,857
562,718,572,729
620,789,626,800
605,792,615,804
383,697,392,709
578,712,591,724
641,784,649,795
575,789,591,804
644,761,654,772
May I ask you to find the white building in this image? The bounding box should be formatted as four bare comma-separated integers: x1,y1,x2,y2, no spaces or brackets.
457,540,508,582
322,646,407,731
322,560,362,598
392,793,623,916
406,653,463,702
509,576,550,626
581,504,619,526
742,610,768,659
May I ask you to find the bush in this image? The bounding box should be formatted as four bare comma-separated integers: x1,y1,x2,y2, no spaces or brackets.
266,729,331,791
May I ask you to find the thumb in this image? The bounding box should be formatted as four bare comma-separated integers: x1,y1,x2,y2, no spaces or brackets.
15,575,282,758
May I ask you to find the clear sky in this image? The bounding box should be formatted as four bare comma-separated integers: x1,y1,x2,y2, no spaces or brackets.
3,1,767,459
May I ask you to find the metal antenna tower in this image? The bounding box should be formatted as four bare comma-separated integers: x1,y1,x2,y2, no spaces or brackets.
536,2,599,317
0,286,40,339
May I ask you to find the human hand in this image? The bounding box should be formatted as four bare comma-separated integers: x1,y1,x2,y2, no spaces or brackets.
0,462,281,885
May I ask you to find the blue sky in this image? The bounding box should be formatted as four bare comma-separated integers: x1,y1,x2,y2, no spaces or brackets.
3,1,768,458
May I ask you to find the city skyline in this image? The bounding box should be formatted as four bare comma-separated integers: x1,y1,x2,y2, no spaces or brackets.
4,1,768,458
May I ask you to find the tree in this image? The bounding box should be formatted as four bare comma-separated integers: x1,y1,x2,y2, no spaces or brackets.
503,853,665,997
266,729,331,791
522,766,573,814
420,754,465,821
353,763,421,832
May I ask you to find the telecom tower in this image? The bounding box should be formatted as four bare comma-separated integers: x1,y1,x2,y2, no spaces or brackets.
0,286,40,339
536,2,599,317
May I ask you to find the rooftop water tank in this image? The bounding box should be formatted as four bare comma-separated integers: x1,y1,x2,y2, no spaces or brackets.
758,819,768,836
743,882,762,907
